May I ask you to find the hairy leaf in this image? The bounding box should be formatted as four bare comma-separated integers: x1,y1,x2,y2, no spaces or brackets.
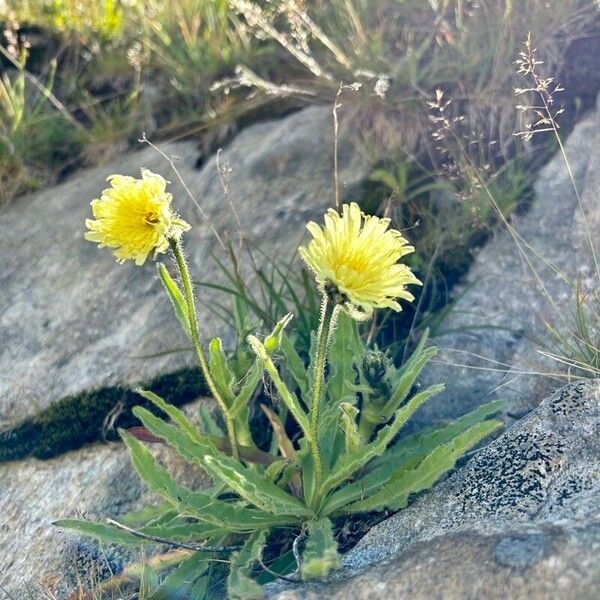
323,401,505,514
280,334,309,397
322,384,445,495
339,403,362,454
229,358,263,420
366,399,506,475
151,551,210,600
122,431,295,530
227,531,267,600
326,311,362,405
209,337,236,406
247,335,310,435
54,519,146,546
133,407,312,518
136,389,201,442
383,334,437,419
344,420,502,513
301,518,340,580
157,263,191,336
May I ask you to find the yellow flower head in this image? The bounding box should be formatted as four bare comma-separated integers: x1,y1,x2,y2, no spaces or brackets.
85,169,190,265
299,202,421,314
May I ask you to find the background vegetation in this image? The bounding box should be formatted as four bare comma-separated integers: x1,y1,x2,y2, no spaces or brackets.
2,0,599,379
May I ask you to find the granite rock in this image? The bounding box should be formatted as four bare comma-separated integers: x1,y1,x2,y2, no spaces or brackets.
413,96,600,428
0,403,211,598
0,106,368,421
270,380,600,600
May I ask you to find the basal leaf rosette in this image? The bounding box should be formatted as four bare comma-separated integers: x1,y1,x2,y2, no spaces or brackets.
85,168,190,265
300,202,421,315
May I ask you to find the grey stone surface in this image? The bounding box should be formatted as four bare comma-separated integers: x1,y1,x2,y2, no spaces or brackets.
0,405,212,598
273,527,600,600
414,97,600,428
270,380,600,599
0,106,368,420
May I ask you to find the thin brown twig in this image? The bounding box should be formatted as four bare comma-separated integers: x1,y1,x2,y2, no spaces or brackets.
256,556,300,584
332,84,343,210
139,133,227,251
106,519,241,553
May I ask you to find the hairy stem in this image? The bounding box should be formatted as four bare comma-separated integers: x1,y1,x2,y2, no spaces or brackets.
309,294,337,508
169,238,239,460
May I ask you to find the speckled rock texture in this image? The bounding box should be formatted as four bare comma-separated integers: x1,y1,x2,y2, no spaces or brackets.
270,380,600,600
413,96,600,429
0,106,368,420
0,403,212,599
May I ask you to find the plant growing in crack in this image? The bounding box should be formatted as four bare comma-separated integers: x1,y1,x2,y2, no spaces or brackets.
57,169,504,598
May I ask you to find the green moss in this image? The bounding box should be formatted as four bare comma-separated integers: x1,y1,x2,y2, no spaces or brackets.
0,368,206,462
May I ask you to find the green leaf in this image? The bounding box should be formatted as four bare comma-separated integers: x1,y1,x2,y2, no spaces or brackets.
326,311,362,405
133,407,312,518
151,551,210,600
198,404,223,436
297,437,315,507
227,531,267,600
54,519,145,546
369,168,399,192
382,333,437,419
319,312,363,469
140,563,160,597
281,334,309,397
119,503,175,527
158,263,191,336
136,388,201,443
142,520,227,542
339,403,362,454
247,335,310,435
322,384,445,495
301,518,340,580
209,337,236,405
122,431,295,530
344,420,503,513
264,313,293,355
230,359,263,420
323,400,505,515
366,399,506,475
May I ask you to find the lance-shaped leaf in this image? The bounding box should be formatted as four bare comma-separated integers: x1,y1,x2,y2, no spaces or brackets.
280,334,309,397
339,403,362,454
209,337,236,405
133,407,313,518
158,263,191,336
365,399,506,475
136,388,202,442
247,335,310,435
301,518,340,580
343,420,502,513
264,312,293,355
323,400,505,515
154,551,211,599
122,431,296,530
54,519,148,546
55,518,229,547
326,310,362,404
229,358,263,420
199,403,223,436
227,531,267,600
380,333,437,420
321,384,445,496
